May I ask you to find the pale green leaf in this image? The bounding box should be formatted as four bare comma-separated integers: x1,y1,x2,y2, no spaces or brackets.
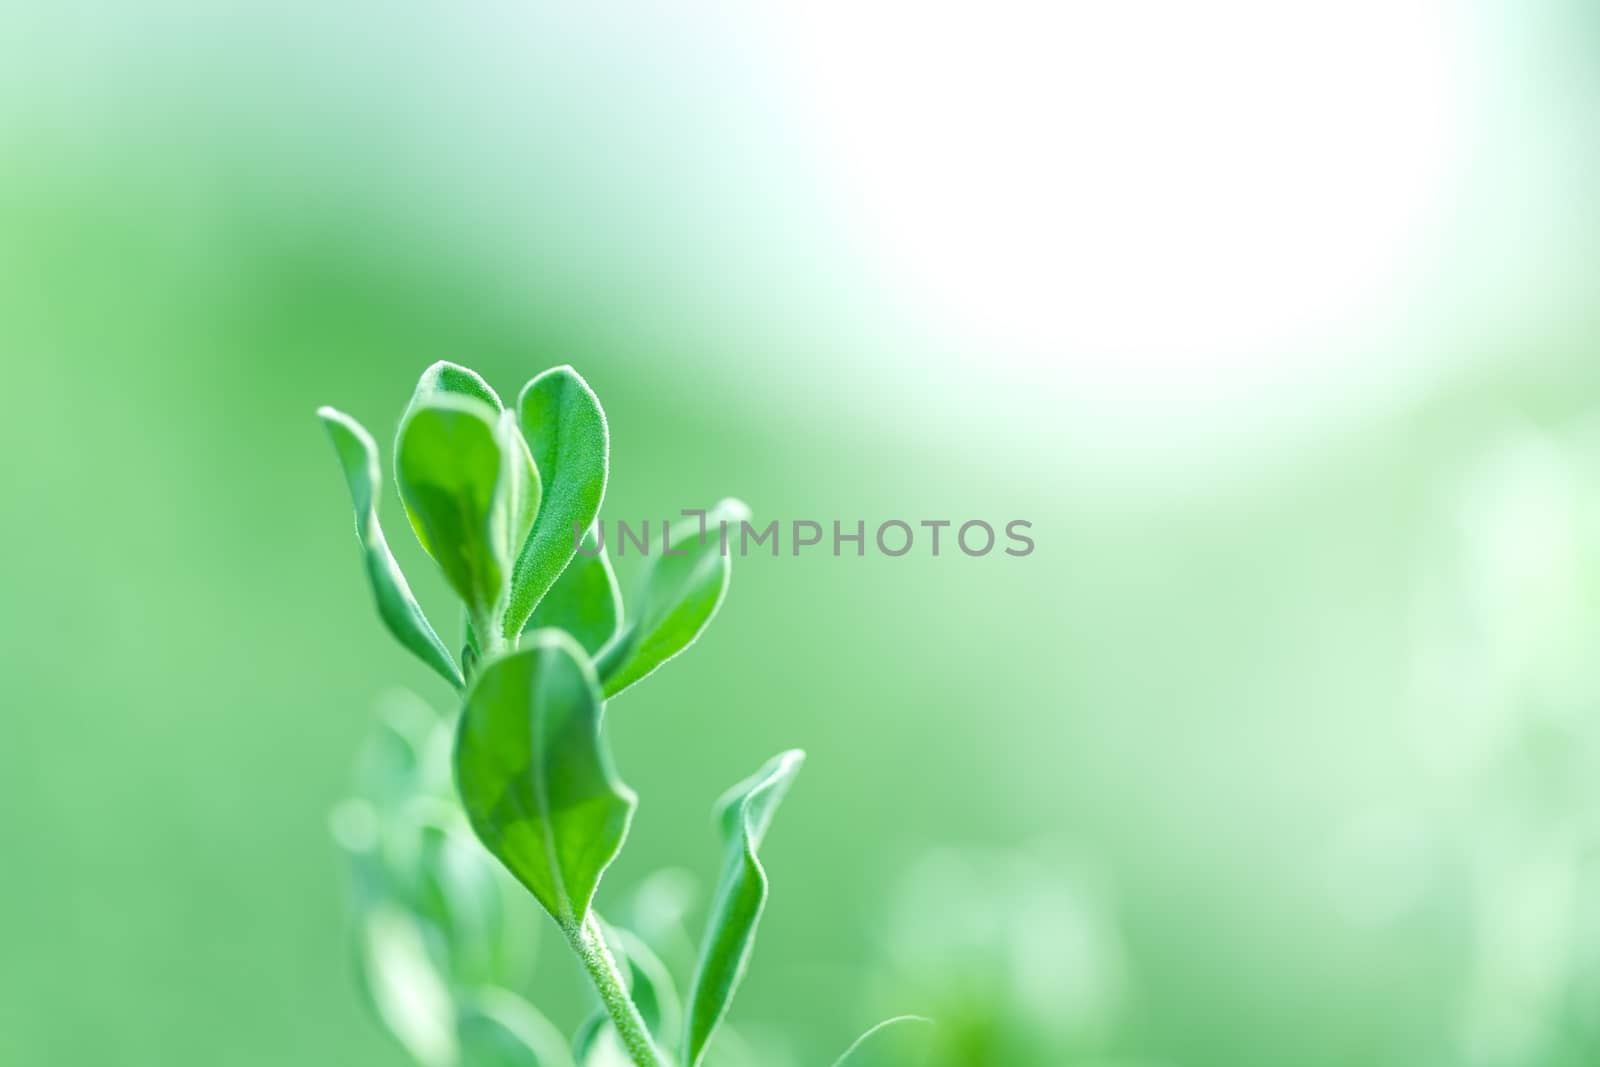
357,905,458,1067
828,1016,935,1066
597,499,749,700
318,407,463,690
405,804,512,988
454,631,636,925
396,394,510,623
525,526,621,656
498,407,543,584
682,750,805,1067
505,366,610,636
457,988,577,1067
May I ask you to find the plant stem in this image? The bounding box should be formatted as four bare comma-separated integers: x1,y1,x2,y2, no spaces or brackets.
564,912,668,1067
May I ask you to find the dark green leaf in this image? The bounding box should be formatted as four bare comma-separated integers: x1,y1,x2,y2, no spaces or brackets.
525,526,621,656
396,394,513,623
828,1016,935,1066
597,499,749,700
318,407,464,690
682,750,805,1067
454,632,636,925
505,366,610,636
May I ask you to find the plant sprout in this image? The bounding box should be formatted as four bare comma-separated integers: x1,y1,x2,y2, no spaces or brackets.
319,362,923,1066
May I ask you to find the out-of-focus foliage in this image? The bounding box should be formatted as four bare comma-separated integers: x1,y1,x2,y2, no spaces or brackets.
5,4,1600,1066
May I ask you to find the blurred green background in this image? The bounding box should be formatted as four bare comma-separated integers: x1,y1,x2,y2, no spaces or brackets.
3,3,1600,1065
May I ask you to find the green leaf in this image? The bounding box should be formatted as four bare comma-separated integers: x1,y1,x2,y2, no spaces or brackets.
318,407,464,690
403,359,505,417
396,394,513,624
454,631,636,925
498,407,543,584
356,904,459,1067
828,1016,935,1067
525,526,621,656
597,499,749,700
682,750,805,1067
505,366,610,636
405,804,512,988
457,988,577,1067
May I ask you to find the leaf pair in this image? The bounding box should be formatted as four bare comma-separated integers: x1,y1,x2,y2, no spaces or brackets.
396,361,608,642
320,361,609,686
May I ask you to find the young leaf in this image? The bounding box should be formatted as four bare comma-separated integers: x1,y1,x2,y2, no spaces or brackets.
505,366,610,636
318,407,464,690
396,394,511,623
498,408,543,581
828,1016,935,1066
402,359,505,418
525,526,621,656
682,750,805,1067
596,499,750,700
454,631,636,926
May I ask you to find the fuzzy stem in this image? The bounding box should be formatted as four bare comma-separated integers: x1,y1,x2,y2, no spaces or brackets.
564,913,667,1067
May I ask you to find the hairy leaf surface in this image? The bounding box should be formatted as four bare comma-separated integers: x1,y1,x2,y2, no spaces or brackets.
396,394,511,622
597,499,749,700
525,527,621,656
506,366,609,635
572,919,683,1061
455,632,635,924
682,750,804,1067
318,407,463,689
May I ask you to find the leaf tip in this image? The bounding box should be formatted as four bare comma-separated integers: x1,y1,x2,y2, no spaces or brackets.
712,497,752,525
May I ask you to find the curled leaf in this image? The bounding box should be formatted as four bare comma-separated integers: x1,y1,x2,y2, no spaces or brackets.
597,499,750,700
396,394,511,623
525,526,621,656
318,407,463,690
682,750,805,1067
454,631,636,925
828,1016,935,1066
506,366,610,636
